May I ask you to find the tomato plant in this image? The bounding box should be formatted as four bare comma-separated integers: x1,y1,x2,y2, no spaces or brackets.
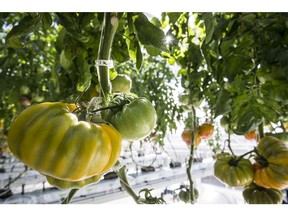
104,93,157,141
7,102,122,181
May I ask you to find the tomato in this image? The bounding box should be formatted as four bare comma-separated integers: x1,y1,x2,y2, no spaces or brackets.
214,156,254,187
7,102,122,182
178,188,199,203
244,130,257,141
178,92,203,108
242,182,283,204
254,136,288,190
265,132,288,143
46,175,101,190
181,129,201,148
111,74,132,93
178,94,190,105
197,123,214,139
104,94,157,141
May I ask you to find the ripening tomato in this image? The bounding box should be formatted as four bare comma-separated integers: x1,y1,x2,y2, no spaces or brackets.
253,136,288,190
197,123,214,139
244,130,257,141
181,129,201,148
8,102,122,182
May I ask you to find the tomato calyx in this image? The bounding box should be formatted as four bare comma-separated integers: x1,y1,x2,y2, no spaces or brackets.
255,157,269,167
228,157,239,166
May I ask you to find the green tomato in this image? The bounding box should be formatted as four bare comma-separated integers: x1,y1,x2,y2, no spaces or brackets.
214,156,254,187
242,182,283,204
104,94,157,141
8,102,122,182
178,94,190,105
178,188,199,203
111,74,132,93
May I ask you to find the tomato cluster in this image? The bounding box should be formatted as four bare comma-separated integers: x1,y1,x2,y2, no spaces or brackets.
181,123,214,148
7,74,157,190
213,136,288,204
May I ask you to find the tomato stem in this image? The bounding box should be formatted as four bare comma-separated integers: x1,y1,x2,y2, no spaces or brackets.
235,149,256,163
186,106,197,204
227,113,235,155
61,188,79,204
280,120,287,133
89,104,123,114
3,165,28,189
97,12,118,105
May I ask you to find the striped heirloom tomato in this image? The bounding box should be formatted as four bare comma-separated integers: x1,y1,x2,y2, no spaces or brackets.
214,155,254,187
242,182,283,204
254,136,288,190
7,102,122,184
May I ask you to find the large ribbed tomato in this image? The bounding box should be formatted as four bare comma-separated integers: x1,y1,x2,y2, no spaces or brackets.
7,102,122,182
104,94,157,141
242,182,283,204
254,136,288,190
214,156,254,187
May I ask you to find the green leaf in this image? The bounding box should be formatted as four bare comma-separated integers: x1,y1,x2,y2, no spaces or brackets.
76,55,91,92
41,13,52,30
214,87,232,118
223,55,254,82
6,14,41,48
203,13,215,44
6,36,23,48
136,42,143,70
134,13,168,53
60,50,73,71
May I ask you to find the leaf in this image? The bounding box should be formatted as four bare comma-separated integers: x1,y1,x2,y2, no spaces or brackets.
134,13,168,53
136,42,143,70
41,13,52,30
214,87,232,118
76,55,91,92
203,13,215,44
223,55,254,82
60,50,73,70
6,14,41,48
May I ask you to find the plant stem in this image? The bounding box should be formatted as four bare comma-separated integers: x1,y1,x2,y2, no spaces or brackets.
235,149,256,163
257,122,264,140
4,166,28,189
116,165,146,204
227,113,234,155
61,188,79,204
186,107,196,204
89,104,123,114
97,12,118,105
